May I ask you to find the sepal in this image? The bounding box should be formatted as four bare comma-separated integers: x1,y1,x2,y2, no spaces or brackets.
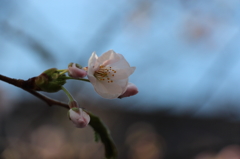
34,68,66,92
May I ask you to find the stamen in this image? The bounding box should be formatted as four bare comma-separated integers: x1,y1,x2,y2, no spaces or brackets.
94,65,117,83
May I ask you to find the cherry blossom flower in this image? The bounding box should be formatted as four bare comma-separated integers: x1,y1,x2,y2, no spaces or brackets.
118,83,138,98
68,63,87,78
87,50,136,99
69,108,90,128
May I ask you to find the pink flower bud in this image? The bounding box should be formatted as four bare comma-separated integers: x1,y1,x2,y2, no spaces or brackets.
68,63,87,78
118,83,138,99
69,108,90,128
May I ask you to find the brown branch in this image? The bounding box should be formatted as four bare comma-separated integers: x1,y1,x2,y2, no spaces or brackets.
25,89,69,109
0,74,117,159
0,74,68,108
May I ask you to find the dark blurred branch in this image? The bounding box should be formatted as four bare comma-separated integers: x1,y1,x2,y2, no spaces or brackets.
0,74,117,159
0,22,56,64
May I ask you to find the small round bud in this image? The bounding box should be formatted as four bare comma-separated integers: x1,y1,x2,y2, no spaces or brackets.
118,83,138,99
69,108,90,128
68,63,87,78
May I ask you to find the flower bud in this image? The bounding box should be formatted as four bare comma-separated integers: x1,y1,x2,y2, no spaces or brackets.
34,68,66,92
68,63,87,78
69,108,90,128
118,83,138,99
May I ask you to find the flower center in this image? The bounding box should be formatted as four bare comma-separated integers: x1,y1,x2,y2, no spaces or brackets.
94,65,117,83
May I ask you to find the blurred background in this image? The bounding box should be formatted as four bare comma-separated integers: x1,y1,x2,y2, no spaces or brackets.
1,0,240,158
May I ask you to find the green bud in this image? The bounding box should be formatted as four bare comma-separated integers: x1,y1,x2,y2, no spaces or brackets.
35,74,47,86
34,68,66,93
51,72,59,80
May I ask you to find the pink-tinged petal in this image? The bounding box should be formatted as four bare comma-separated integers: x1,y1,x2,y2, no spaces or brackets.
129,67,136,75
118,83,138,98
107,56,132,69
88,52,99,74
69,108,90,128
68,63,87,78
94,79,128,99
87,73,97,85
88,52,98,66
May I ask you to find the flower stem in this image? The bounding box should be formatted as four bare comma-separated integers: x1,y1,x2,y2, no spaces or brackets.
58,69,68,75
64,77,90,82
57,69,66,72
61,86,74,102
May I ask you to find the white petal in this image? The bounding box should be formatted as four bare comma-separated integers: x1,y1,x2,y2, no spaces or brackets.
88,52,99,75
108,55,132,69
69,109,80,123
87,73,97,85
94,81,111,95
94,79,128,99
88,52,98,66
129,67,136,75
98,50,121,65
87,50,136,99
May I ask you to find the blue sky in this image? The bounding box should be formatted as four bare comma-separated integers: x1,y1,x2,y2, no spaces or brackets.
1,0,240,116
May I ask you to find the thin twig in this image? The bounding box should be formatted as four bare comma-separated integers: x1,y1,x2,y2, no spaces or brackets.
0,74,68,108
0,74,117,159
